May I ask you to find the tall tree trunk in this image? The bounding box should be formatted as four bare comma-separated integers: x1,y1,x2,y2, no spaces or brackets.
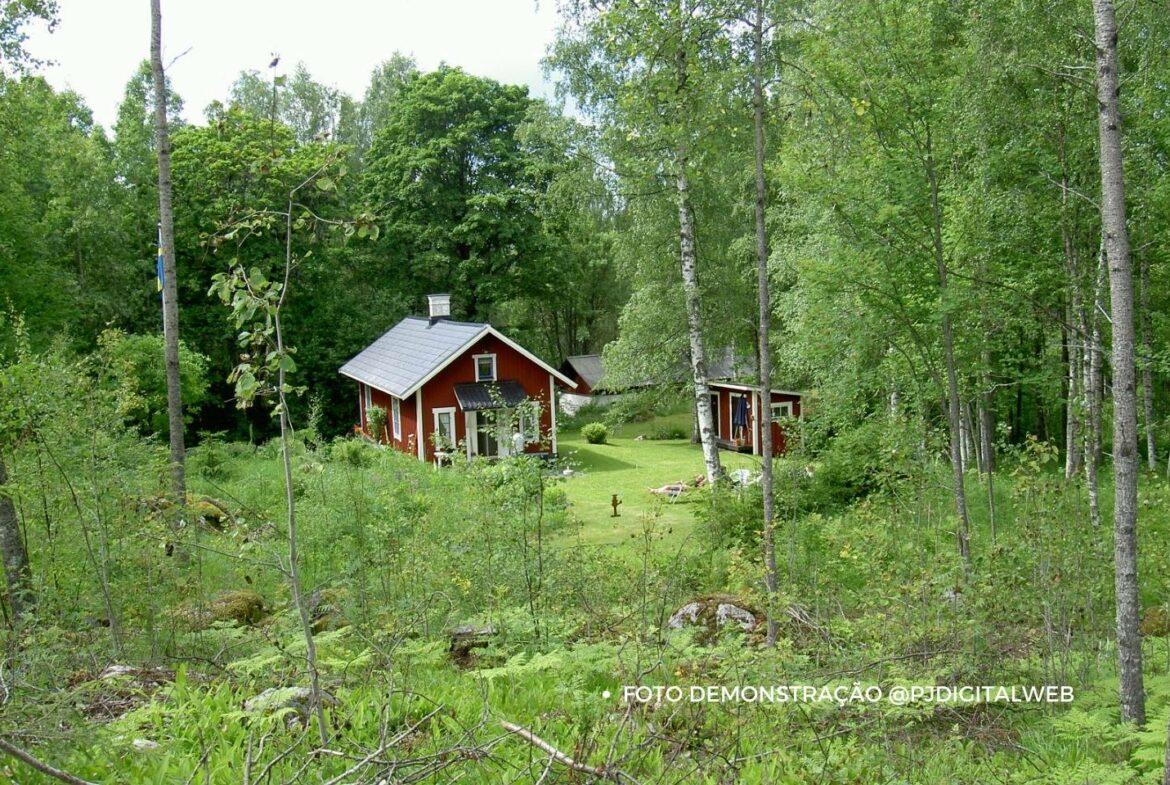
1092,0,1145,727
959,399,972,473
677,160,721,484
0,456,33,617
750,0,778,648
979,349,997,544
1060,121,1084,479
1139,248,1157,472
150,0,186,522
925,137,971,574
1065,309,1083,479
1085,250,1105,529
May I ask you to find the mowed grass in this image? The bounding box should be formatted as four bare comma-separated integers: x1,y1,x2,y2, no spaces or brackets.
555,415,762,548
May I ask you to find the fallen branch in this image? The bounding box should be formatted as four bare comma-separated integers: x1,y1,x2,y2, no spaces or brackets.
0,737,98,785
501,720,613,780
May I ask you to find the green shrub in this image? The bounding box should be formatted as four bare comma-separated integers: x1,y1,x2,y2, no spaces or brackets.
602,390,659,426
190,432,232,480
559,401,609,431
648,426,688,440
801,417,919,512
366,405,388,442
97,328,210,435
330,437,374,467
581,422,608,444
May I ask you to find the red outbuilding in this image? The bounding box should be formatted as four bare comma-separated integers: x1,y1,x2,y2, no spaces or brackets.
707,381,802,456
340,295,576,464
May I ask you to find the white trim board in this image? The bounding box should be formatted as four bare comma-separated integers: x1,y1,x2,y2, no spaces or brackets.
415,390,424,459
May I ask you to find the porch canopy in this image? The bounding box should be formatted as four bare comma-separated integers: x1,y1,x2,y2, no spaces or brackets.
453,380,528,411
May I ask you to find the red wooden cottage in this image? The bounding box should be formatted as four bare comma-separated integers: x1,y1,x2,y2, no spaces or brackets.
340,295,577,463
707,381,802,457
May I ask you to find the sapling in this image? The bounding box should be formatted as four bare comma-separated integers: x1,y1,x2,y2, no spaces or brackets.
210,152,376,747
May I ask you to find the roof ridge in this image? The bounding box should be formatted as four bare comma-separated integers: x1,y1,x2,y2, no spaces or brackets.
401,315,489,328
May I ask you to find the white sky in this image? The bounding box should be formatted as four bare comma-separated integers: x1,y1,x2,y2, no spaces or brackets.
25,0,563,130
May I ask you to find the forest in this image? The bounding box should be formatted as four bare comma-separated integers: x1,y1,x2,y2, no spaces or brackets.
2,0,1170,782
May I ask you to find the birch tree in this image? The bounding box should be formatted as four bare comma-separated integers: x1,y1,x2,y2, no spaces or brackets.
149,0,186,523
1090,0,1145,726
551,0,726,483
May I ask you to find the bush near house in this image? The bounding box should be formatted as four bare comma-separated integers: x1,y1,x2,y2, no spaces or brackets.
581,422,608,444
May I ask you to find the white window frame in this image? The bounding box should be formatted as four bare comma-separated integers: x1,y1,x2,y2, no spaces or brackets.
473,353,497,382
391,397,402,440
771,401,793,418
433,407,457,452
519,402,541,444
363,384,373,424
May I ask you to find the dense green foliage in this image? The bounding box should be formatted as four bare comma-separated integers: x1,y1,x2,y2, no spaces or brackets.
3,0,1170,780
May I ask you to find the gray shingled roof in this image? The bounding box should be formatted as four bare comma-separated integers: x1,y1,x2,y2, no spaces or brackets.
339,317,488,398
564,355,605,389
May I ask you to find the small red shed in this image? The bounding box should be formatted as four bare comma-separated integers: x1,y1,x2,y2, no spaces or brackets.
340,295,577,463
707,381,802,456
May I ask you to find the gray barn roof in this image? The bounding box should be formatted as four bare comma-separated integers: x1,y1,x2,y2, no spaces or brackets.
564,355,605,389
339,317,488,398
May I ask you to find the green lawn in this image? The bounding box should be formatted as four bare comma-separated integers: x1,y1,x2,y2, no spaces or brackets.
555,421,763,548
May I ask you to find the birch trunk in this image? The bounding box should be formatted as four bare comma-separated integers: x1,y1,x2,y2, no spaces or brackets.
1065,307,1083,479
150,0,186,524
925,138,971,574
0,456,33,617
1092,0,1145,726
978,349,997,543
677,161,722,485
1060,121,1084,479
1139,248,1157,472
1084,250,1105,529
750,0,778,647
958,399,972,473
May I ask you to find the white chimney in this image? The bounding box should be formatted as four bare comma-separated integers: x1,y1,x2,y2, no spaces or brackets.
427,293,451,321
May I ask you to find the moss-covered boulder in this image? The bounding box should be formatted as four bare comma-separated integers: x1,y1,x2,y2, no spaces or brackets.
141,493,238,532
243,686,339,728
176,589,267,630
667,593,762,642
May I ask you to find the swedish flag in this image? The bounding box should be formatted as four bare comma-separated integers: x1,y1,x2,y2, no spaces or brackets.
156,224,165,292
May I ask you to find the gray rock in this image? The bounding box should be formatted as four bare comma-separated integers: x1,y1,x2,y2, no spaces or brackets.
668,602,702,629
716,603,757,631
244,686,338,725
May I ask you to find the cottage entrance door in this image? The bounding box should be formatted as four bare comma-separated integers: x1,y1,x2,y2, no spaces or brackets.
466,411,501,458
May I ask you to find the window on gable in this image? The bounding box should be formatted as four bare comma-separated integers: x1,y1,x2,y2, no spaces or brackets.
392,397,402,440
475,354,497,382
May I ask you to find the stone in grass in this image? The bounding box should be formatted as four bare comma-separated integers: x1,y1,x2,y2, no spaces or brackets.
244,686,339,727
667,593,762,641
176,589,267,630
448,623,497,667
